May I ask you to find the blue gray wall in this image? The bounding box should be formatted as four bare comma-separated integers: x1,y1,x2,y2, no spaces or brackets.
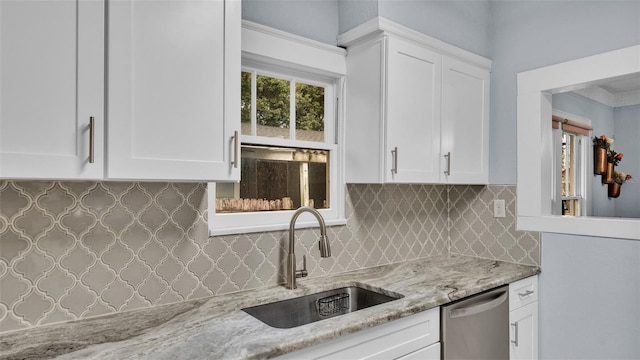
376,0,491,58
490,0,640,184
613,105,640,218
338,0,492,58
242,0,339,44
540,233,640,359
338,0,378,35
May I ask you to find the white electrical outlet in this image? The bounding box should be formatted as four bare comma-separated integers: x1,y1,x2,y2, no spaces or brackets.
493,199,506,218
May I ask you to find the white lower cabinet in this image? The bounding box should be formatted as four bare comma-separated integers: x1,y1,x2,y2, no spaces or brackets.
277,307,440,360
509,275,539,360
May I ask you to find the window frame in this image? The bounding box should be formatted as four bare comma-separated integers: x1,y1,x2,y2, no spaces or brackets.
208,21,347,236
551,110,592,217
517,45,640,240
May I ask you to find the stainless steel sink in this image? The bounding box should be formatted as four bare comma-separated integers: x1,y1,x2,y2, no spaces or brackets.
242,286,402,329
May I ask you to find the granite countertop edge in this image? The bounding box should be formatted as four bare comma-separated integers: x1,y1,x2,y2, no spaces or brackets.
0,255,540,360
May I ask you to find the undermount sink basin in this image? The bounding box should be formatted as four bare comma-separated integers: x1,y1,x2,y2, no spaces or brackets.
242,286,403,329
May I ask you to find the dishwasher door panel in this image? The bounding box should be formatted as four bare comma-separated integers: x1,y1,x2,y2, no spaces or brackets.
441,285,509,360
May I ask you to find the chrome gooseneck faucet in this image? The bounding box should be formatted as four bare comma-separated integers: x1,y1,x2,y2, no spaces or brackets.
287,206,331,289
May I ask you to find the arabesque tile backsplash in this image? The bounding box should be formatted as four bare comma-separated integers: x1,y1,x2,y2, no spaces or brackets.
0,181,538,333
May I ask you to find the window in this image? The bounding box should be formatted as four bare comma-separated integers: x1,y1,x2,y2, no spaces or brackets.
240,71,326,142
215,145,330,213
208,23,346,235
561,132,580,215
552,111,592,216
217,66,334,213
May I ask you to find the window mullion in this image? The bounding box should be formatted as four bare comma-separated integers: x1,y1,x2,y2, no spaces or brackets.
290,79,296,140
251,71,257,136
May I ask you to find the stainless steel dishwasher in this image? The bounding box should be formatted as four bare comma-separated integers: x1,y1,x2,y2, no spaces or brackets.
441,285,509,359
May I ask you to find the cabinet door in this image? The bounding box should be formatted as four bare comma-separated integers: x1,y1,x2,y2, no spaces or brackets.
276,308,440,359
107,0,240,181
344,37,386,183
385,38,442,183
0,0,104,179
510,301,539,360
441,56,490,184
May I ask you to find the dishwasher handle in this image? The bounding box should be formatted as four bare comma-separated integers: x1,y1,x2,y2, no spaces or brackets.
449,290,508,319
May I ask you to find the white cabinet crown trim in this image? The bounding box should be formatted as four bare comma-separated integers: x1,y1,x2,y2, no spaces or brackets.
242,20,346,77
337,17,492,71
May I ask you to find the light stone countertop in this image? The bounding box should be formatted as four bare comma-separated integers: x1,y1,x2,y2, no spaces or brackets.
0,255,540,360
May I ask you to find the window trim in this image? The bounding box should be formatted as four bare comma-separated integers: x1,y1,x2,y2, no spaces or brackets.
207,21,346,236
551,109,592,217
517,45,640,240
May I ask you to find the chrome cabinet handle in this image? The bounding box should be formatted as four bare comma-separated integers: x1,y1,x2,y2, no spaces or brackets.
232,130,239,168
518,290,535,298
444,151,451,176
391,147,398,174
511,322,519,347
89,117,95,164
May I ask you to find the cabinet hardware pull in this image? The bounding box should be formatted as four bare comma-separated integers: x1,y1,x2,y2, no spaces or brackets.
89,117,95,164
511,322,519,347
391,147,398,174
518,290,534,297
444,152,451,175
232,130,239,168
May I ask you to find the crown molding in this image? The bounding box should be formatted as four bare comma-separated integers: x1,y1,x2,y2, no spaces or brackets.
573,86,640,108
242,20,347,77
337,17,492,71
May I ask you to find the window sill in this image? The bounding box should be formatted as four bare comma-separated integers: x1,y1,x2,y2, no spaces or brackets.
517,215,640,240
208,217,347,237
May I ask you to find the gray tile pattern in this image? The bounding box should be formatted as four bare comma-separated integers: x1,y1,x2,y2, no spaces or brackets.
448,185,540,266
0,181,537,333
0,255,540,360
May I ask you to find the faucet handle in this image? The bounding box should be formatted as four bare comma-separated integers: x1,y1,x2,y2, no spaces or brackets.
296,255,308,279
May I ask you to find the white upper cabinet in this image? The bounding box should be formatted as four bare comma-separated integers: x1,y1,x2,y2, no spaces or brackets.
107,0,240,181
441,57,490,184
386,38,442,183
0,0,105,180
339,18,491,184
0,0,240,182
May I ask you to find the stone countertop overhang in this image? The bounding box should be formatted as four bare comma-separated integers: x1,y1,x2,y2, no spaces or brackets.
0,255,540,360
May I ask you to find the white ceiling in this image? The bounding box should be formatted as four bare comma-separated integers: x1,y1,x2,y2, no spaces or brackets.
574,72,640,107
598,73,640,93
